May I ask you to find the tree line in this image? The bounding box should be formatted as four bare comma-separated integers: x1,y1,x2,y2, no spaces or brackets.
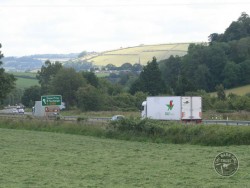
20,60,147,111
158,12,250,95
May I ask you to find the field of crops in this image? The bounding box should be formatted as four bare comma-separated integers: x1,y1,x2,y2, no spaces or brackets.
0,128,249,187
84,43,190,66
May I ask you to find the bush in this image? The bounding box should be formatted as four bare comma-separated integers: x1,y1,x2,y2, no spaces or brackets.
1,117,250,146
108,118,250,145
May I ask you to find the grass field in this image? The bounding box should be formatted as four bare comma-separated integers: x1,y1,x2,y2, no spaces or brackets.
0,128,249,187
225,84,250,95
80,43,190,66
210,85,250,96
15,77,39,89
9,72,39,89
11,72,37,78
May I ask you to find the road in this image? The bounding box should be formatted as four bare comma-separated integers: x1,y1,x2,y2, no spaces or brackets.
0,107,32,115
0,108,250,125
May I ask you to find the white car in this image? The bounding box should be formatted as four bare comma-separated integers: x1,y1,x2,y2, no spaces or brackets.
111,115,125,121
18,108,24,114
12,108,19,114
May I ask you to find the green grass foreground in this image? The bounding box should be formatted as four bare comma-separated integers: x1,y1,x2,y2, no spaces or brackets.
0,128,250,187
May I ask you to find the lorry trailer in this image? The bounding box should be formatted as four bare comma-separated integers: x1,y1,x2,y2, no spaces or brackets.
141,96,202,122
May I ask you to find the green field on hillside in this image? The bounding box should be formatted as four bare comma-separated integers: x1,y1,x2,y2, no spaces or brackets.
11,72,37,78
210,85,250,96
9,72,39,89
15,77,39,89
82,43,190,66
0,128,249,187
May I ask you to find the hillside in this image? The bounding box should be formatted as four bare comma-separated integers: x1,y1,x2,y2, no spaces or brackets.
11,72,39,89
2,53,79,72
210,84,250,96
78,43,191,66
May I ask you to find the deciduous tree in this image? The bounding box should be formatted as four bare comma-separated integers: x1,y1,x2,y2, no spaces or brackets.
21,86,41,107
51,68,86,107
76,85,102,111
130,57,166,95
36,60,63,94
0,43,16,104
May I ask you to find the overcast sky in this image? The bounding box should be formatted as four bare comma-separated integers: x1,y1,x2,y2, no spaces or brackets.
0,0,249,56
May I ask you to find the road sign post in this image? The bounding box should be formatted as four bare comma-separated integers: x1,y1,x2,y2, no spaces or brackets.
41,95,62,106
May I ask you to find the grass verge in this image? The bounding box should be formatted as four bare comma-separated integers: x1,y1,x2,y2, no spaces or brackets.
0,117,250,146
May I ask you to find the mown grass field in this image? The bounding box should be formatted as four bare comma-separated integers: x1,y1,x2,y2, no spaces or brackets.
83,43,190,66
0,128,249,187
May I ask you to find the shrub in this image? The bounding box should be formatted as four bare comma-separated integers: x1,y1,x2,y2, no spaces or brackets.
1,117,250,146
108,118,250,146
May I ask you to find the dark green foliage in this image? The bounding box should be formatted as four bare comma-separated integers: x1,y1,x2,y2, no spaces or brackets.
159,13,250,95
111,93,137,111
222,61,240,88
76,85,103,111
130,57,166,95
99,79,121,96
21,85,41,107
239,60,250,85
215,84,226,100
210,12,250,43
131,63,143,72
119,62,132,70
109,118,250,146
129,79,144,95
228,95,250,111
0,44,16,103
82,71,99,87
3,88,23,106
1,118,250,146
105,64,117,70
160,55,182,93
0,71,16,102
36,60,63,95
134,91,147,109
214,100,229,112
51,68,86,107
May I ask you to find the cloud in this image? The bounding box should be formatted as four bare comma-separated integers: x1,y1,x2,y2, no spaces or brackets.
0,0,249,56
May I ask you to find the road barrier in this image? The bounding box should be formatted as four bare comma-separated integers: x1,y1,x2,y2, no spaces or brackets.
203,120,250,126
1,112,250,126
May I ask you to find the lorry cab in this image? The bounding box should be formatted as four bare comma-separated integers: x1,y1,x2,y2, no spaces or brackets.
141,101,147,118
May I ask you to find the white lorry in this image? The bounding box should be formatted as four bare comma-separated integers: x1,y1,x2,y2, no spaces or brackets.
141,96,202,122
33,101,65,117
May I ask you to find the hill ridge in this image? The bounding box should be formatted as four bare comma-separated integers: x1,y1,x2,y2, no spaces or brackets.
78,42,194,66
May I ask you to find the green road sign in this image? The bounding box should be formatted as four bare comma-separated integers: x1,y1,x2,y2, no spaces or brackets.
41,95,62,106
